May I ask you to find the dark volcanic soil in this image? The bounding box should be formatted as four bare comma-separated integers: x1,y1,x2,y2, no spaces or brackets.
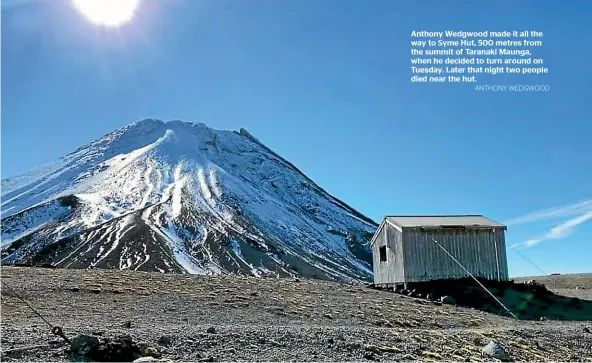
1,267,592,362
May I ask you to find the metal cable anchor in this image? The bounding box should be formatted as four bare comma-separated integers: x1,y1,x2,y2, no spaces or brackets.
52,326,72,345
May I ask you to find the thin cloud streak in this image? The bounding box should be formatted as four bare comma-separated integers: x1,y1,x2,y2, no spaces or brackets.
504,200,592,226
511,209,592,249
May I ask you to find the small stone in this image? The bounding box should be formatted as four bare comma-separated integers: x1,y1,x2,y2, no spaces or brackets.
90,287,102,294
423,351,442,359
142,346,158,357
426,293,434,300
206,327,216,334
49,339,64,346
327,337,335,344
158,335,173,346
481,340,510,362
268,339,283,347
324,313,333,319
374,319,393,327
364,352,378,361
584,327,591,334
379,346,403,353
69,287,80,292
346,340,363,350
364,344,381,354
124,321,132,329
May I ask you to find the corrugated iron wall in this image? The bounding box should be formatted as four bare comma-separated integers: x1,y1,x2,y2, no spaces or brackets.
372,224,405,284
402,228,509,282
386,225,405,283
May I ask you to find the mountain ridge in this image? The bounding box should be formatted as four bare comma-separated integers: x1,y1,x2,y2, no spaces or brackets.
1,119,377,282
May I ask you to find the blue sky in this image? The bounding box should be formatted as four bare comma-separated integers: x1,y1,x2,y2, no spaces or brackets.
2,0,591,276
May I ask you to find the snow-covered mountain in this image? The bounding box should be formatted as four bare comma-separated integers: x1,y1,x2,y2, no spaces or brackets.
1,120,377,281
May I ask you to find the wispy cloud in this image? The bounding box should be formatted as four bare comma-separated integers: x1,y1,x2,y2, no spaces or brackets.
504,200,592,226
509,200,592,249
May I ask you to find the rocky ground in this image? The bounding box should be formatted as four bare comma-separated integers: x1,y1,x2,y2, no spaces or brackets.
1,267,592,362
370,275,592,321
515,274,592,300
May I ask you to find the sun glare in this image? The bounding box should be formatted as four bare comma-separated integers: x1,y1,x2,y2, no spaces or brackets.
72,0,140,27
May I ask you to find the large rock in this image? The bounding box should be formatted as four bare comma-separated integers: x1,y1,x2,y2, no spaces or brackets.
69,335,100,359
69,334,146,362
440,295,456,305
482,340,511,362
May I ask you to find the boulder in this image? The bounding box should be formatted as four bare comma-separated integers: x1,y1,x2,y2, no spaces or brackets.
69,334,144,362
440,295,456,305
481,340,511,362
69,335,100,359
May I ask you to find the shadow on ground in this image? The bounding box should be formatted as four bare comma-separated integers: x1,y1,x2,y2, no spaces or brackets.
371,278,592,321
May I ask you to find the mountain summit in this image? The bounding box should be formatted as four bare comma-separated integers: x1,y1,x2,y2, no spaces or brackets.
1,120,377,281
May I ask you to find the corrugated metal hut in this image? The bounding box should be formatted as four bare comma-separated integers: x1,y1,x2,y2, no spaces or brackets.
371,215,508,287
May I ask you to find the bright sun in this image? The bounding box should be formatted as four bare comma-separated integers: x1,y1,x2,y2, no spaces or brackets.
72,0,140,27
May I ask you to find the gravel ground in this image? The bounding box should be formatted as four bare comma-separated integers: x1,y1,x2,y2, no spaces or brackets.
1,267,592,362
515,274,592,300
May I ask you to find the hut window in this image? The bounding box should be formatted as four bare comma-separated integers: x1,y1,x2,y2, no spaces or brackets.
379,246,387,262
